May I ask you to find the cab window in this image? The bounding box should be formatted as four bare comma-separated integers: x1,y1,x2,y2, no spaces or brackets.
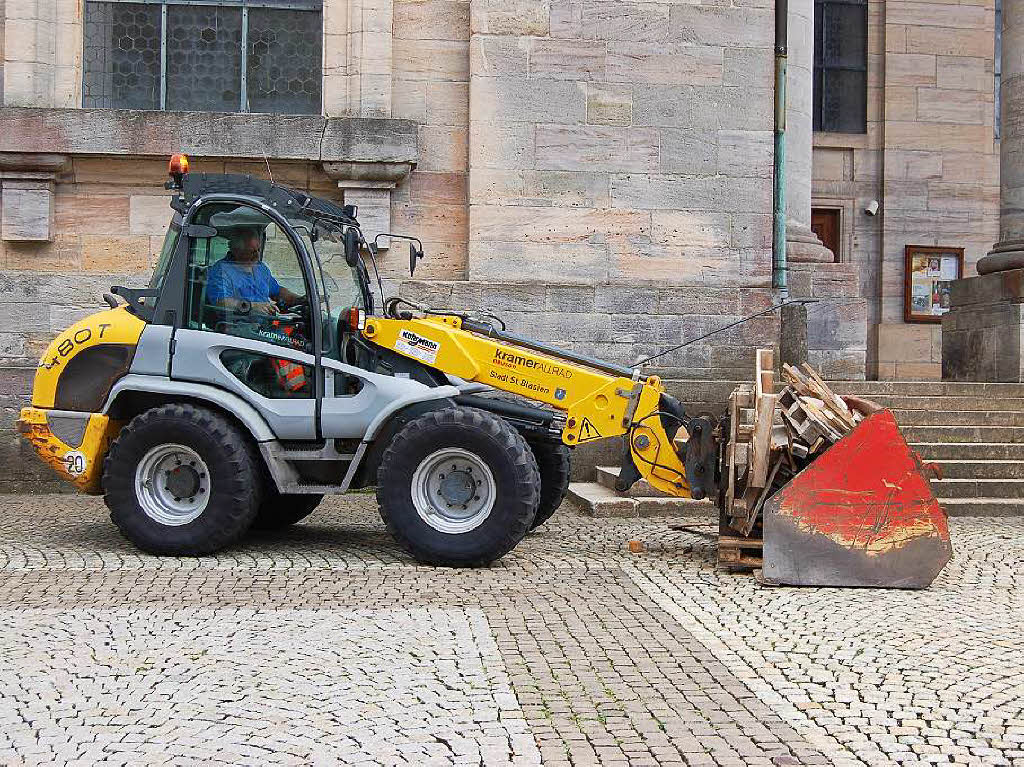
221,350,312,399
139,218,181,317
292,222,366,359
184,203,312,355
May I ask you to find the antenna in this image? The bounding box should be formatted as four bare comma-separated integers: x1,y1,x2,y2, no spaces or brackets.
261,148,274,184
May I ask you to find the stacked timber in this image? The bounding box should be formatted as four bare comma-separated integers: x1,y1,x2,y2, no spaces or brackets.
718,349,865,566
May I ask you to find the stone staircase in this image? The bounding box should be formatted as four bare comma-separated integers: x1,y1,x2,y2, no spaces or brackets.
568,380,1024,517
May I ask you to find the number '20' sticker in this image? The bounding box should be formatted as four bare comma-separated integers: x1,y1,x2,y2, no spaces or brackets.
64,451,87,477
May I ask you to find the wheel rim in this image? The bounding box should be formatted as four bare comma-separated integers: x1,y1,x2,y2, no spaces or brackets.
134,443,210,526
410,447,496,534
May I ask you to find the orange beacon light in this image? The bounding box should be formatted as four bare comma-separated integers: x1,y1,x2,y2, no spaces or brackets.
167,154,190,188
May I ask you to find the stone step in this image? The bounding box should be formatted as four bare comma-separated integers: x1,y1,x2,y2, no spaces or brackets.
931,478,1024,498
891,409,1024,427
599,462,1024,497
902,425,1024,443
934,498,1024,517
911,442,1024,460
599,461,1023,498
830,381,1024,398
595,465,672,497
929,460,1024,479
567,482,713,517
860,395,1024,411
568,481,1020,518
663,379,1024,399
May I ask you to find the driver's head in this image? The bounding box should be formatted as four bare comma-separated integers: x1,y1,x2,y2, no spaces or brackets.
228,227,262,263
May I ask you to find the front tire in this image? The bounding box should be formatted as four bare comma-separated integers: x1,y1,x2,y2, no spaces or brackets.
103,403,263,555
376,407,540,567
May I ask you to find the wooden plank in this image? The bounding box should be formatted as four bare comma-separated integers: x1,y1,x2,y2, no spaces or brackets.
756,348,774,399
725,390,739,517
719,536,764,549
799,363,858,430
800,399,845,442
747,391,776,488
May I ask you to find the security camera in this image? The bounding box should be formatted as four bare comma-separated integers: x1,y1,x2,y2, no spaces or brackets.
864,200,880,216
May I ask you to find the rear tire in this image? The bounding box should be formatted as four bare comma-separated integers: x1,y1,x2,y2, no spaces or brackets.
102,403,262,555
252,487,322,530
528,440,571,530
376,407,540,567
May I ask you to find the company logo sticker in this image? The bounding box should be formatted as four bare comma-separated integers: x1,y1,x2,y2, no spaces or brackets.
492,349,573,379
395,329,441,364
555,388,567,401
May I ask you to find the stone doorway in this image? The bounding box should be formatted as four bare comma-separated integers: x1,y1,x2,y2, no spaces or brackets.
811,208,841,262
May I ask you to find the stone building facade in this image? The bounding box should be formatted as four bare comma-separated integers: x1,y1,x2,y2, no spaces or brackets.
812,0,1000,380
0,0,1002,487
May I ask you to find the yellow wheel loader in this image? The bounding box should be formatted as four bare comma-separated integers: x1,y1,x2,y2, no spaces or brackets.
18,156,952,586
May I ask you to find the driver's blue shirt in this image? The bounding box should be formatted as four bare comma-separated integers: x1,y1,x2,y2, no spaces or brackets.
207,258,281,304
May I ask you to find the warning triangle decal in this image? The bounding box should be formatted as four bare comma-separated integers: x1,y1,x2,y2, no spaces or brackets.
578,417,602,443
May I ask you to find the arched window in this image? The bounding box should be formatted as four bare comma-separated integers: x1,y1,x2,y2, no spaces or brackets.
813,0,868,133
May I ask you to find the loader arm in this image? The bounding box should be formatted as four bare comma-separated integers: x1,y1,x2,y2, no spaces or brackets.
362,315,694,498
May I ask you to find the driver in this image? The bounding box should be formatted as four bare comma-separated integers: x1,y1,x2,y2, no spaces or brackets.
207,226,303,315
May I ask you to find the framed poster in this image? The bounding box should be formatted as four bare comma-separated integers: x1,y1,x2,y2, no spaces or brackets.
904,245,964,323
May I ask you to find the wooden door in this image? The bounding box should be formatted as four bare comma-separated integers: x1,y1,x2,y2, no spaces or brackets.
811,208,841,261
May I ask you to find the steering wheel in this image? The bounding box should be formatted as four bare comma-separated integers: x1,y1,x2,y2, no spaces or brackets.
279,301,306,314
276,298,310,323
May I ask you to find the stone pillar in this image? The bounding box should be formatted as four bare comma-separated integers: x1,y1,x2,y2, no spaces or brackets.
3,0,81,108
944,0,1024,382
784,0,833,264
321,160,415,248
942,270,1024,382
323,0,393,117
779,302,808,369
0,153,69,242
980,0,1024,276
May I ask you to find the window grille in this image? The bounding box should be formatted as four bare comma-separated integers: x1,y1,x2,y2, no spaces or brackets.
83,0,322,115
813,0,868,133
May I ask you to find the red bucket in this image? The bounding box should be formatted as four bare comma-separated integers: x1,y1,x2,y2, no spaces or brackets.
761,409,952,588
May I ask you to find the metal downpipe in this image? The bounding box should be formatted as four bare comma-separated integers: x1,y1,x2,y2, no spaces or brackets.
772,0,788,295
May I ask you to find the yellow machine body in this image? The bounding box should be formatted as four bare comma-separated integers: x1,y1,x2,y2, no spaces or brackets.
31,306,145,408
363,315,691,498
18,306,144,493
17,409,123,494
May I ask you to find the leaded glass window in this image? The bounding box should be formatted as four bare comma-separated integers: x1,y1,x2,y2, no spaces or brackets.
83,0,323,115
813,0,868,133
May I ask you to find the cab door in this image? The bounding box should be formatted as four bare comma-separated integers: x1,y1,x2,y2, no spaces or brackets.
170,201,321,441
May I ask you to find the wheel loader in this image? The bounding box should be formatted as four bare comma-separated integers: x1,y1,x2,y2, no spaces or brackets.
17,156,952,587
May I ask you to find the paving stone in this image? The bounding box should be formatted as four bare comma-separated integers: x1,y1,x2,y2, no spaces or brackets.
0,495,1020,765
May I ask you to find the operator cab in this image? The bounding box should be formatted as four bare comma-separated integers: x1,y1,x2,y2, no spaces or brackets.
117,156,396,399
102,153,458,458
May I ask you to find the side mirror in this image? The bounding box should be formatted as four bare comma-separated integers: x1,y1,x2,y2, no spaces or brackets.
343,227,360,267
409,241,424,275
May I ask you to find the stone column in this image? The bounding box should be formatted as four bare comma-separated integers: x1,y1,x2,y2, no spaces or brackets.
0,153,69,242
321,160,415,248
980,0,1024,275
942,0,1024,381
323,0,393,117
784,0,833,263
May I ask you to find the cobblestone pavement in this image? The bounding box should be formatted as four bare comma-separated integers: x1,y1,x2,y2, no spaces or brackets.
0,494,1022,766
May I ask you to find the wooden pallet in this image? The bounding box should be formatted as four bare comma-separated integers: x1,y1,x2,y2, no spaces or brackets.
717,535,763,569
